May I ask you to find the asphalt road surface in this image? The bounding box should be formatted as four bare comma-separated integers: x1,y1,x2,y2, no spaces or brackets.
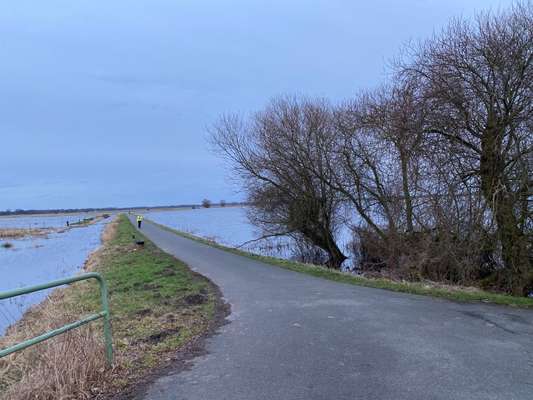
134,219,533,400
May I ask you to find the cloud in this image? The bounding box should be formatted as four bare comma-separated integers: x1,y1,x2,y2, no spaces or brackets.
90,73,173,87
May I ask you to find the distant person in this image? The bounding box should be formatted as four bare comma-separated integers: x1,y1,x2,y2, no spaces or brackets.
136,215,144,229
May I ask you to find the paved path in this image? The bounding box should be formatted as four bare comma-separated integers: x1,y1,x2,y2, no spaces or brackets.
135,219,533,400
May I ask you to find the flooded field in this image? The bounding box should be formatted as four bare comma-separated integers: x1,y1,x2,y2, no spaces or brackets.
146,207,354,263
0,213,100,229
0,214,107,334
147,207,294,258
148,207,259,246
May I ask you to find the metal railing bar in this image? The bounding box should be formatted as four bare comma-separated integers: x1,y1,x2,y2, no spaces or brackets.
0,272,104,300
0,311,106,358
0,272,113,365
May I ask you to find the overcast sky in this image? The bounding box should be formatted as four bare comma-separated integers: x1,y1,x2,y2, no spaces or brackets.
0,0,515,210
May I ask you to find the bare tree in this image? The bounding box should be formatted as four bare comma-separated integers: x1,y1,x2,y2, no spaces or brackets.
202,199,212,208
356,79,428,234
209,1,532,294
321,78,427,236
211,97,347,268
402,2,533,294
310,79,434,275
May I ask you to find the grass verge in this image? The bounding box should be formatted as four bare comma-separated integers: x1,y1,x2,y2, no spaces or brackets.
0,214,220,399
149,220,533,309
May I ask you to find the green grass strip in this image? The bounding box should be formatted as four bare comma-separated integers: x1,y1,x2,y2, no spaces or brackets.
150,220,533,308
71,215,217,371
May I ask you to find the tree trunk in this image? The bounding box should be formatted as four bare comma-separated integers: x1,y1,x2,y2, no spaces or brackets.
307,228,347,269
480,127,531,295
494,195,531,295
400,151,414,233
325,242,348,269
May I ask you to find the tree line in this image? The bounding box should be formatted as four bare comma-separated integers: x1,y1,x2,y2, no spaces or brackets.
212,2,532,296
0,201,245,216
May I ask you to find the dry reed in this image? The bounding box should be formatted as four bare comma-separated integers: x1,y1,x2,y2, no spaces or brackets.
0,301,112,400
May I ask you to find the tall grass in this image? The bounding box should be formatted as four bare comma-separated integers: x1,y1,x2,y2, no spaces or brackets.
0,301,110,400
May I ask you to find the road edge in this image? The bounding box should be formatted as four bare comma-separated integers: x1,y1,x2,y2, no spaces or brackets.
146,219,533,309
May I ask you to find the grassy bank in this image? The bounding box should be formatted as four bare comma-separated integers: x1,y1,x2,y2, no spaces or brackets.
150,220,533,309
0,215,221,399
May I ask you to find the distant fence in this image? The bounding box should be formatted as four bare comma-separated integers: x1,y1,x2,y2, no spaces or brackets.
0,272,113,365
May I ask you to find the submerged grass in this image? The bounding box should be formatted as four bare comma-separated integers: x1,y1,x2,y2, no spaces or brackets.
149,220,533,309
0,214,218,399
0,228,50,239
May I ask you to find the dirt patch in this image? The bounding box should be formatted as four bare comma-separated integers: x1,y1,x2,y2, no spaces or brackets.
142,328,181,344
183,293,208,305
131,281,161,291
157,266,177,277
135,309,152,317
109,279,230,400
142,283,161,291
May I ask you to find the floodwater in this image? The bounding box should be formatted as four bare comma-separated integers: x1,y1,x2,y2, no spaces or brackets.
146,207,354,263
146,207,300,259
0,212,100,229
147,207,259,247
0,215,107,334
